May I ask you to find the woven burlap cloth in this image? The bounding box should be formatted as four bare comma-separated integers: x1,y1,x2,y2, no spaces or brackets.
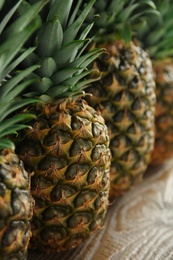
29,160,173,260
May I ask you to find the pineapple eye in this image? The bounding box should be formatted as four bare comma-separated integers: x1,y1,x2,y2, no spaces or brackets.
138,135,151,149
65,164,90,180
94,191,107,210
38,156,68,171
139,64,146,75
129,76,139,89
96,58,109,71
102,74,113,86
40,226,67,243
87,167,104,184
69,139,93,157
1,221,26,247
74,190,97,208
92,122,106,138
91,144,107,162
113,111,124,122
0,183,6,197
42,205,71,221
112,135,131,148
67,212,92,228
119,60,130,71
32,175,53,190
19,141,42,157
50,184,76,202
120,149,139,162
43,129,71,146
34,118,49,130
113,110,134,123
132,99,142,110
71,116,90,130
100,101,116,115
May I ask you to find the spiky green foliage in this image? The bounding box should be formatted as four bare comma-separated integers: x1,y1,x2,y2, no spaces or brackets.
137,0,173,164
20,0,104,101
14,0,111,252
83,0,159,42
0,1,48,259
0,0,49,150
137,0,173,59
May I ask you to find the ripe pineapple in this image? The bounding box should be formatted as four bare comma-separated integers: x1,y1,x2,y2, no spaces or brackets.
137,0,173,164
83,0,157,198
0,0,47,259
14,0,111,252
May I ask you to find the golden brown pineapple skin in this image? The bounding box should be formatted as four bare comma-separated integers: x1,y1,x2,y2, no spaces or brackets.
0,149,34,260
15,98,111,252
150,59,173,164
86,40,156,198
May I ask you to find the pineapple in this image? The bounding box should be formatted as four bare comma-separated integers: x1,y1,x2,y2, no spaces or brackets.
136,0,173,164
82,0,158,198
0,0,47,259
14,0,111,253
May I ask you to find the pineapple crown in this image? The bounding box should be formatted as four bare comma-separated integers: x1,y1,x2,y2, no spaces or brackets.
0,0,47,150
81,0,159,43
136,0,173,59
21,0,104,103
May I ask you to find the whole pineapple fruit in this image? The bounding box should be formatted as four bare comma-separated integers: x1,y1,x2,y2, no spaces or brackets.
0,1,47,259
83,0,157,198
14,0,111,253
137,0,173,165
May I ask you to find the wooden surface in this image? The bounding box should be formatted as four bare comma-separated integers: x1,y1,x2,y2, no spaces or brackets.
28,160,173,260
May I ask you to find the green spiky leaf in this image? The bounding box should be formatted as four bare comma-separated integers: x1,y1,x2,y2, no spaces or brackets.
52,48,104,85
19,0,104,101
0,47,36,82
63,0,96,44
137,0,173,59
0,139,15,150
0,0,22,34
48,0,73,28
0,0,47,150
54,40,88,69
0,65,39,98
0,114,35,136
82,0,160,42
36,18,63,57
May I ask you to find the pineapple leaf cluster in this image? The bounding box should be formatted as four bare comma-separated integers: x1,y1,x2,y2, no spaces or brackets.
0,0,48,150
82,0,159,42
21,0,104,102
137,0,173,59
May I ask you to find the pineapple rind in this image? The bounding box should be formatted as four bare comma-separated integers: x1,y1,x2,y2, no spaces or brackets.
16,99,111,252
136,0,173,164
86,40,156,198
150,59,173,164
0,149,34,260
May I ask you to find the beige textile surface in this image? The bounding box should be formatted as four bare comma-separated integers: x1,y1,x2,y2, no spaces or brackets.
28,160,173,260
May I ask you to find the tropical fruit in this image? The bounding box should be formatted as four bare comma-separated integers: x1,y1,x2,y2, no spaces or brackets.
0,150,33,260
82,0,158,198
0,1,47,259
137,0,173,164
14,0,111,252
